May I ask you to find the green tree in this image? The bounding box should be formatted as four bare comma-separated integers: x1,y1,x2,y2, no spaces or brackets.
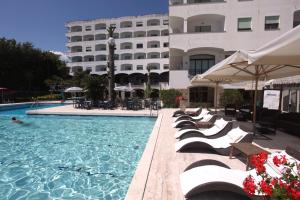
84,75,107,104
220,89,244,107
160,89,182,108
0,37,69,92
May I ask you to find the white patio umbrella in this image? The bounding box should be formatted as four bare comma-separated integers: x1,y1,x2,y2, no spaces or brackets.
114,86,134,100
64,87,83,93
114,86,134,92
222,80,265,90
202,25,300,123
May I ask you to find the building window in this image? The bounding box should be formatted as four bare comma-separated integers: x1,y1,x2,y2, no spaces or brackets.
86,47,92,52
110,24,116,28
85,26,92,31
195,25,211,32
137,65,143,70
86,67,92,72
163,20,169,25
293,10,300,28
150,44,159,48
150,54,159,59
121,65,132,71
238,17,252,31
136,43,143,48
124,45,131,49
189,87,214,103
163,64,169,69
163,42,169,47
136,22,143,27
265,16,280,30
124,55,132,60
189,54,215,76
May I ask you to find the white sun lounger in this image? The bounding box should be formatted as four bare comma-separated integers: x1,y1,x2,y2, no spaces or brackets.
172,113,213,128
173,109,210,123
174,118,229,138
175,127,252,153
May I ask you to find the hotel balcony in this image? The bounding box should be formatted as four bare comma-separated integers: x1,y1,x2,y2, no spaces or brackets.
169,1,227,19
169,0,226,6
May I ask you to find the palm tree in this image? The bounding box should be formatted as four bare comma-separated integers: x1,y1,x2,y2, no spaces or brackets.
107,26,116,101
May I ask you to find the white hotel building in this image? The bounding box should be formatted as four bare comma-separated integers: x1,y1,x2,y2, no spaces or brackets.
66,14,170,97
66,0,300,103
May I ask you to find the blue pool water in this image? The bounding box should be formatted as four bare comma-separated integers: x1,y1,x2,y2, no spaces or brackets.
0,104,155,200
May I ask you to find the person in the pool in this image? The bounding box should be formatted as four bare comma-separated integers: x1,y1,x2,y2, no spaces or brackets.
11,117,24,124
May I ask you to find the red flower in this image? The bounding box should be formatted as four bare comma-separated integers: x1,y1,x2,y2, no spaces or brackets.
244,152,299,200
259,180,273,196
243,176,256,195
273,155,288,167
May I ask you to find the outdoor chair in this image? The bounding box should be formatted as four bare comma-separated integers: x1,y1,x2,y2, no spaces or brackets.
172,107,202,118
173,113,217,129
256,108,281,134
175,127,253,154
173,109,210,123
175,119,233,140
225,104,237,116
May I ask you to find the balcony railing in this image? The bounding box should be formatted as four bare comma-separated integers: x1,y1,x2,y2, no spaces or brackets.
170,0,226,6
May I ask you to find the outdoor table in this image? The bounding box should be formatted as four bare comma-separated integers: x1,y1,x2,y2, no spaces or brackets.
229,143,269,170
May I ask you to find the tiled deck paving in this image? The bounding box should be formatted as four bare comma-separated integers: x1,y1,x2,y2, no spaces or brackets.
28,106,300,199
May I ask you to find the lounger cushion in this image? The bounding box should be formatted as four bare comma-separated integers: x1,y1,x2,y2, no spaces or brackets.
201,114,213,122
214,118,227,129
227,127,248,143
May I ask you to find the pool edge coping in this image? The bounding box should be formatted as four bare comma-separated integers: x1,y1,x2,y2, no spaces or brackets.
125,113,163,200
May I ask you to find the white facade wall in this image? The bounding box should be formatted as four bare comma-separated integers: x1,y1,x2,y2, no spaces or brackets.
66,14,170,90
169,0,300,89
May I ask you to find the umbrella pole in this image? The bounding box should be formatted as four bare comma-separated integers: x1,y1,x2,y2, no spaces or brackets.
214,82,219,113
253,76,259,123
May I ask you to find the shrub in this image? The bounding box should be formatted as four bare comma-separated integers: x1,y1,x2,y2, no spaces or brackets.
36,94,61,101
220,89,244,107
160,89,182,108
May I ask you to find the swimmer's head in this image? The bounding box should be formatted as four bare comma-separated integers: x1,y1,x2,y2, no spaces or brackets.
12,117,16,120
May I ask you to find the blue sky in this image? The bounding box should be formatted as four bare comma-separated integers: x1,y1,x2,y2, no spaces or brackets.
0,0,168,53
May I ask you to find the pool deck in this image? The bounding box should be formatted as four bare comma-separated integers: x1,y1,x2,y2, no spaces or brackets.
24,106,300,199
125,109,300,200
27,104,159,117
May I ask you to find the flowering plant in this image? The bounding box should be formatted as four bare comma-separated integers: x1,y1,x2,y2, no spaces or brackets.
243,152,300,200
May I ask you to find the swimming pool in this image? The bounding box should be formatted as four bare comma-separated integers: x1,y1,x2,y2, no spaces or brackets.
0,105,155,199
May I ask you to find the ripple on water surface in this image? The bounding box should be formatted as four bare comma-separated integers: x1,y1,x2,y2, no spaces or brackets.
0,114,155,200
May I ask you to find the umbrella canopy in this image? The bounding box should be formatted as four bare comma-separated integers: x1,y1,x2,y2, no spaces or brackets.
64,87,83,93
222,81,265,90
265,75,300,86
248,25,300,65
114,86,134,92
0,87,8,91
202,26,300,123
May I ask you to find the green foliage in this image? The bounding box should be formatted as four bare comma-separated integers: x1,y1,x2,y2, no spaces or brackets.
36,94,62,101
160,89,182,108
0,37,69,91
220,89,244,107
84,75,107,102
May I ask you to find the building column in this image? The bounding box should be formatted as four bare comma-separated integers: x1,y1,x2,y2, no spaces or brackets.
183,0,187,4
184,18,188,33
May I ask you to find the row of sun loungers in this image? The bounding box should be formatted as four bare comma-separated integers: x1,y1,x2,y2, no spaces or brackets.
171,108,300,199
